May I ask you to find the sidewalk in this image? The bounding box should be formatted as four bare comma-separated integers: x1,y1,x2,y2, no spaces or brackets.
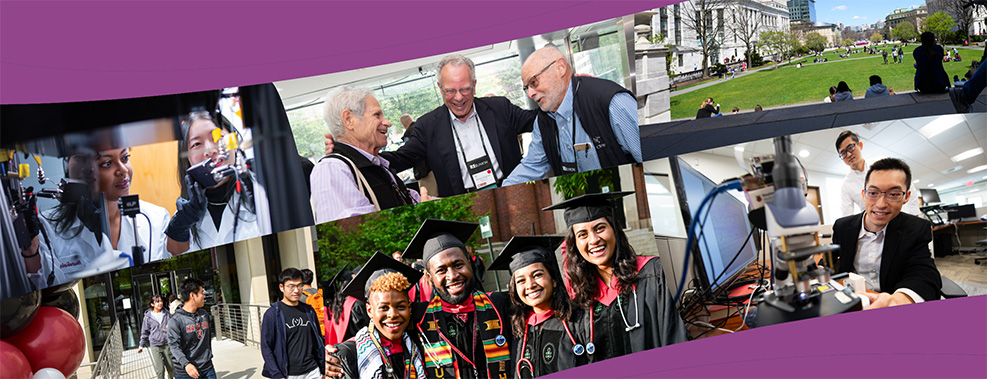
212,338,265,379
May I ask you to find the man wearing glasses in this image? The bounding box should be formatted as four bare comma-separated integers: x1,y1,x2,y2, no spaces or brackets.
503,45,641,186
831,158,941,309
835,131,920,217
376,54,537,197
261,268,326,379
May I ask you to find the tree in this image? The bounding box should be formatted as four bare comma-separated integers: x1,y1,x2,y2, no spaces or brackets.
922,11,956,44
842,38,854,47
680,0,730,77
870,32,883,44
805,32,827,52
892,21,918,43
759,31,789,68
930,0,985,39
725,0,763,70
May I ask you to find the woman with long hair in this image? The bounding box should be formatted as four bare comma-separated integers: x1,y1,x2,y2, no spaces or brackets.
138,295,173,379
914,32,950,94
489,236,588,378
544,192,687,363
165,111,261,254
41,147,171,279
331,253,426,379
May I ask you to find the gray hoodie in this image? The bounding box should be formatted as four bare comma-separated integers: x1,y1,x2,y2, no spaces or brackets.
834,91,854,102
167,307,213,372
139,309,170,348
865,83,890,98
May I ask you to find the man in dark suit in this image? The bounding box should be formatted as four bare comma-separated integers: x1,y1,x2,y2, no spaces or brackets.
324,54,536,198
832,158,941,309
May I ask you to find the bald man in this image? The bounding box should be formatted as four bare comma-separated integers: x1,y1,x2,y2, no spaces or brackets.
503,46,641,185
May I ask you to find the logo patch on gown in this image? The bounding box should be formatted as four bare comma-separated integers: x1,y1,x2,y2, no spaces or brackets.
447,323,457,337
524,347,532,360
543,343,555,364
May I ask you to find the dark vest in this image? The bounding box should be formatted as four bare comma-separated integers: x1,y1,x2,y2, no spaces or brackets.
321,143,414,211
536,76,635,175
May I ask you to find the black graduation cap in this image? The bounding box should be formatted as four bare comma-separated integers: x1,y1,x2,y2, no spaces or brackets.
488,236,565,273
322,264,350,298
542,191,635,227
402,219,478,264
341,252,424,303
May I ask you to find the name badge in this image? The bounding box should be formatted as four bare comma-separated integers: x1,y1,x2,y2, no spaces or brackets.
467,156,497,189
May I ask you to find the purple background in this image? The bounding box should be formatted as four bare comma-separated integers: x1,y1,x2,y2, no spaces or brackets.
2,1,986,377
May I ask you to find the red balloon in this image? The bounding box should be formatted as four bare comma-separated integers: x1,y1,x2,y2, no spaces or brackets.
6,307,85,377
0,340,32,379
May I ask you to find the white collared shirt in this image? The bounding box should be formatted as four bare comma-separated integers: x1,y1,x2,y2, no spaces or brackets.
448,107,502,190
854,215,925,303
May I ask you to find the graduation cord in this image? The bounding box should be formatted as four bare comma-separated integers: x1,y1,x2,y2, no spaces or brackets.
616,287,641,332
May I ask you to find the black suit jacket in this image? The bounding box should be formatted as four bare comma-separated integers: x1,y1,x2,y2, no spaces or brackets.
832,212,941,302
381,96,536,197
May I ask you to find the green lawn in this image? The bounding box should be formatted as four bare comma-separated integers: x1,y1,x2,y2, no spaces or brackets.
670,45,980,119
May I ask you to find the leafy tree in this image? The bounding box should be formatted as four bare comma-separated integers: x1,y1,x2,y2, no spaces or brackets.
314,193,481,280
922,12,956,44
869,32,883,44
805,32,827,52
842,38,854,47
892,21,918,43
759,31,790,69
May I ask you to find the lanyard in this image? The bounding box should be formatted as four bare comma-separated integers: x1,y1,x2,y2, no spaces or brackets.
449,112,496,190
368,326,403,379
555,80,583,167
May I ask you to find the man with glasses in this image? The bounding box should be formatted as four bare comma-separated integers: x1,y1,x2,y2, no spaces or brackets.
835,131,920,217
261,268,326,379
831,158,941,309
503,45,641,186
326,54,537,198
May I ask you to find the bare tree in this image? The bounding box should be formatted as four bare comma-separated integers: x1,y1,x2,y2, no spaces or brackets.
680,0,730,77
725,0,764,69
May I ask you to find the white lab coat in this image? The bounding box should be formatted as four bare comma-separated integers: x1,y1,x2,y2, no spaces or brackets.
39,199,171,281
185,192,262,252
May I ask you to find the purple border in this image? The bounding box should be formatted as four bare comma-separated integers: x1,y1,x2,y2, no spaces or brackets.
1,1,667,104
3,1,986,377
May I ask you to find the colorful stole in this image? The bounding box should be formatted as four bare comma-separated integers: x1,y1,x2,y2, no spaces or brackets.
355,325,426,379
417,291,511,378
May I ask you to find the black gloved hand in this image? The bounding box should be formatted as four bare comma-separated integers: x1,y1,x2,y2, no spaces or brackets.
164,175,207,242
16,187,41,238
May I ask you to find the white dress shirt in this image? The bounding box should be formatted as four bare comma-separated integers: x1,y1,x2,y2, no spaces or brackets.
854,216,925,303
449,108,503,190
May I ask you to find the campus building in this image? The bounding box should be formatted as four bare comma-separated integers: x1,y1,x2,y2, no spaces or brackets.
793,21,843,46
648,0,790,80
884,5,928,36
787,0,816,24
927,0,987,37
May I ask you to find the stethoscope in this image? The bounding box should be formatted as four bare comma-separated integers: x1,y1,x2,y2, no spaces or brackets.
617,287,641,333
515,311,595,378
416,293,507,377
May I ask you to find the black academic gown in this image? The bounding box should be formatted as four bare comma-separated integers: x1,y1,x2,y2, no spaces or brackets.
513,309,589,378
411,292,513,379
584,257,688,363
344,299,370,342
332,339,413,379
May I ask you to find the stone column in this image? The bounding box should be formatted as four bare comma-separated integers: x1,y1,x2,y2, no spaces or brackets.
634,25,671,124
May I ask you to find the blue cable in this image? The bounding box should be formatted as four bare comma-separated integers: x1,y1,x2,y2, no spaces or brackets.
672,179,742,304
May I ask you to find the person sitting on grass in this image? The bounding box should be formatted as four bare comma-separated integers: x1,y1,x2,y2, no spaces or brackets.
865,75,894,98
834,81,854,101
696,98,721,119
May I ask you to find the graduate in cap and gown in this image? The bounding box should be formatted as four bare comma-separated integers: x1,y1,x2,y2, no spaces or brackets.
543,192,687,362
330,252,427,379
488,236,589,378
325,265,370,346
403,219,513,379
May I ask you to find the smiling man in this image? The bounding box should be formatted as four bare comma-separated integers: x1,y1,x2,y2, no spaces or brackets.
832,158,942,309
260,268,325,379
402,219,512,379
503,45,641,186
835,131,920,217
311,86,420,223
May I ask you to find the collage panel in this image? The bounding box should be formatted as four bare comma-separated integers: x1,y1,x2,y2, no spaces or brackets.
0,84,314,299
278,13,658,225
642,112,986,339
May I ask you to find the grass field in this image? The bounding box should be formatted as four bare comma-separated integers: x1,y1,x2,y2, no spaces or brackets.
669,45,982,119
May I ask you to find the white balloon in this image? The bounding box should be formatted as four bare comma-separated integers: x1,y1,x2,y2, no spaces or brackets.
33,368,66,379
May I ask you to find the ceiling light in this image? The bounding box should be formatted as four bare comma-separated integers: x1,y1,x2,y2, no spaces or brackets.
734,145,745,152
799,149,810,158
912,179,920,183
951,147,984,162
918,115,964,139
929,184,935,187
968,165,987,174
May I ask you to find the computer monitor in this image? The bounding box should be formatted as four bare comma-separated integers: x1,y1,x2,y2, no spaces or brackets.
947,204,977,221
670,157,758,300
919,188,941,205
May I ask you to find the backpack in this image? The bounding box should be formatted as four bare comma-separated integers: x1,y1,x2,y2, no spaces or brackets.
304,288,326,337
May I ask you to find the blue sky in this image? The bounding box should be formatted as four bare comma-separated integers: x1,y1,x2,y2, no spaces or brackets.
813,0,924,27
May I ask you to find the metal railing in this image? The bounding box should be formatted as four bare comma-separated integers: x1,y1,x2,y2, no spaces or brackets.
90,322,122,379
212,303,270,349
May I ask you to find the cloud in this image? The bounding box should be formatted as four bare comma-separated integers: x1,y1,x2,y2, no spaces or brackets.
852,16,867,20
832,5,848,11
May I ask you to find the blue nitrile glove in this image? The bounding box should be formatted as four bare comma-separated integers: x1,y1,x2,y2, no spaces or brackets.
164,175,207,242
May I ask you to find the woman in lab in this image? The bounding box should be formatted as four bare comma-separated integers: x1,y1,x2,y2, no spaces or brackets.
543,192,688,363
330,252,426,379
41,147,172,280
138,295,173,379
165,111,261,254
488,236,588,378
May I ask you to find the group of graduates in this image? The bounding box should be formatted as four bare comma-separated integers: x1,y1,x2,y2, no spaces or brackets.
314,192,687,379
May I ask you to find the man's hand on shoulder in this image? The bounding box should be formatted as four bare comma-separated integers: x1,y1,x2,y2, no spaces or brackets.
324,132,335,156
